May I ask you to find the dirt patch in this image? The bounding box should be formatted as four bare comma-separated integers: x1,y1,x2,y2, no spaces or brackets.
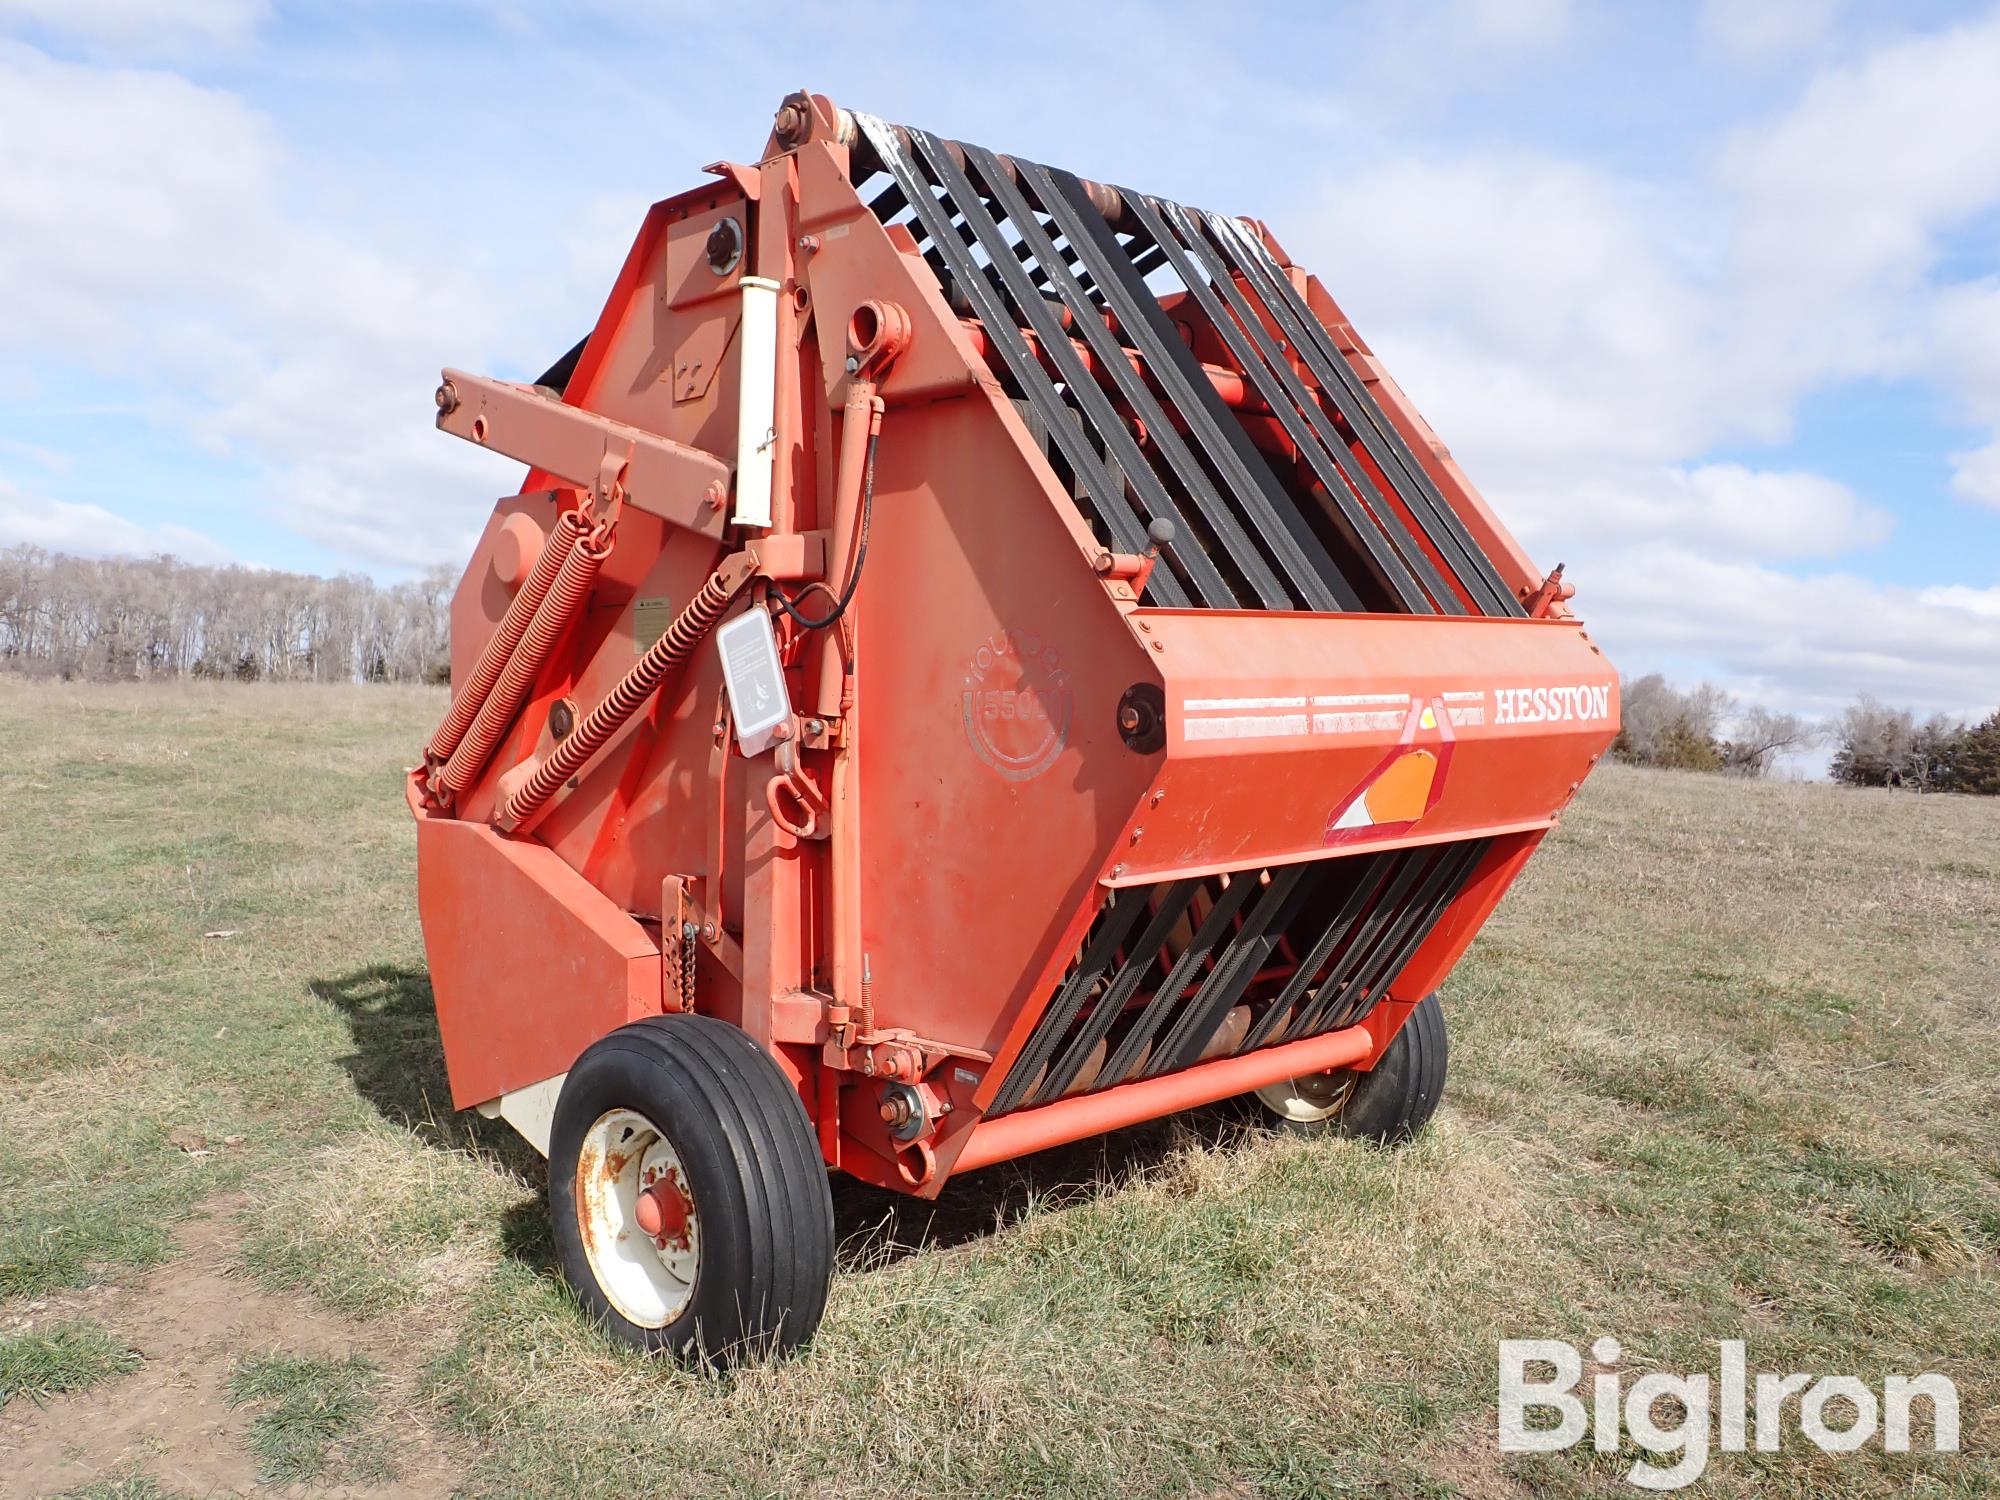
0,1197,463,1499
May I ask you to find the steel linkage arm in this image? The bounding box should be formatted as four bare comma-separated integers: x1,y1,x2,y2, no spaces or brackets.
434,370,733,540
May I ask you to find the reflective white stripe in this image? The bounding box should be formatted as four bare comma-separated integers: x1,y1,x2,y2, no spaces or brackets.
1184,714,1309,740
1311,692,1410,706
1313,710,1406,734
1183,695,1308,710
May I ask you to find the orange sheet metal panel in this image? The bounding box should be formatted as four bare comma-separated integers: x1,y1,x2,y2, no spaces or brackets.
1126,610,1618,881
413,785,662,1108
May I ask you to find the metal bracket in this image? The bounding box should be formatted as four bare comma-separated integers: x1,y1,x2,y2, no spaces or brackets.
435,368,729,540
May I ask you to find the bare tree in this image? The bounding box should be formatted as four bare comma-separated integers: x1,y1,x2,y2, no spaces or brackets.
1614,674,1729,771
0,544,457,685
1719,706,1819,777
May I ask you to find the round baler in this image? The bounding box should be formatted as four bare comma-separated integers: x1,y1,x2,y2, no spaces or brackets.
408,92,1619,1362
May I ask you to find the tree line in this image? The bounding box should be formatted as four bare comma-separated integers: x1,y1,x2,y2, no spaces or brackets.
0,545,454,685
1614,673,2000,795
6,548,1994,794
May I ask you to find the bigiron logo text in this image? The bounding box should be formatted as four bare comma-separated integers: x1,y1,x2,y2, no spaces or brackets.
1499,1338,1960,1490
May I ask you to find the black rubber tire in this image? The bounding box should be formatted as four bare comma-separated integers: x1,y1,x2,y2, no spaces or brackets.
548,1014,834,1364
1264,991,1449,1144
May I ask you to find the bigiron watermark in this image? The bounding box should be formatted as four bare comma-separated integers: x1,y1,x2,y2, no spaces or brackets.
1498,1338,1960,1490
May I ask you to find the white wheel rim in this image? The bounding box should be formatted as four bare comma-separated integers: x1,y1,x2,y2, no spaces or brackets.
1256,1068,1358,1123
574,1107,699,1329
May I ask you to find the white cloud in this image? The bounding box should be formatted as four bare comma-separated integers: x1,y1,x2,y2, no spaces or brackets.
1288,12,2000,720
1948,440,2000,509
0,474,229,561
1450,0,1571,49
0,41,522,572
1700,0,1841,61
0,0,266,55
0,44,274,352
1577,545,2000,720
1717,10,2000,414
1313,10,2000,483
1920,583,2000,619
1495,463,1892,561
1930,278,2000,506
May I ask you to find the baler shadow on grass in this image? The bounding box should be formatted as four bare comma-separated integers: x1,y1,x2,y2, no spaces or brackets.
308,962,545,1179
307,959,1255,1282
827,1104,1267,1269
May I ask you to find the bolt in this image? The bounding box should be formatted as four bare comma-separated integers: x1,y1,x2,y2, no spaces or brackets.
806,718,826,737
1118,704,1142,733
705,480,726,510
1151,640,1166,653
701,922,718,942
797,234,820,253
1110,862,1126,878
844,355,861,374
773,722,793,741
1129,826,1144,845
682,921,698,939
1093,551,1115,574
878,1096,911,1127
434,382,458,415
773,101,808,144
1149,789,1165,807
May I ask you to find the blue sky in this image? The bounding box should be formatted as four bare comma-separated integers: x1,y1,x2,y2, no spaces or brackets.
2,0,1997,721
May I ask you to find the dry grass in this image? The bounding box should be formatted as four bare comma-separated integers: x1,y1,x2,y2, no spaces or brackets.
2,679,1997,1497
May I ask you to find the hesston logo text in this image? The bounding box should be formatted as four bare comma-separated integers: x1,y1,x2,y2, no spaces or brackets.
1492,683,1614,726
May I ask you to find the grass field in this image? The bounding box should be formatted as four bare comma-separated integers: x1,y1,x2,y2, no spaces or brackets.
0,679,1995,1499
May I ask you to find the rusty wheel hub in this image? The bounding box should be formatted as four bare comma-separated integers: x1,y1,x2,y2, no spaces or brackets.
574,1108,700,1328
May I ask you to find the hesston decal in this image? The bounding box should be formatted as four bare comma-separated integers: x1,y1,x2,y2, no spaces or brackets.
1492,683,1614,726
